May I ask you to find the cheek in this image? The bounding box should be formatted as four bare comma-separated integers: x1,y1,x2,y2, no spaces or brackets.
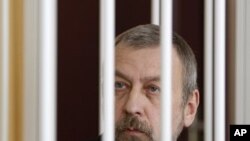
145,106,161,140
171,99,184,134
115,99,123,122
154,114,161,139
171,87,183,114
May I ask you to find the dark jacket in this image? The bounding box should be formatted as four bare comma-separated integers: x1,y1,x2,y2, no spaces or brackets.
88,135,101,141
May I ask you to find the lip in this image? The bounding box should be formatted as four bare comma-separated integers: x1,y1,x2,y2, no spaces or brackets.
124,128,143,135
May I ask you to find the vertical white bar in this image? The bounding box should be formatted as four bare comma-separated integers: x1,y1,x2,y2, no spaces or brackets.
1,0,9,141
160,0,172,141
235,0,246,124
23,0,39,140
100,0,115,141
151,0,160,25
244,0,250,123
99,50,104,134
214,0,225,141
38,0,57,141
99,0,104,133
204,0,213,141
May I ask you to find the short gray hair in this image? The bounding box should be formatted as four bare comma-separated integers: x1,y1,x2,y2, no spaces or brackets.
115,24,198,105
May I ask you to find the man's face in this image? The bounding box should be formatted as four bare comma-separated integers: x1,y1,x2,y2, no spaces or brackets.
114,43,189,141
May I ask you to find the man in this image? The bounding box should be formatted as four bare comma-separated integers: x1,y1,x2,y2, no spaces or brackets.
93,24,199,141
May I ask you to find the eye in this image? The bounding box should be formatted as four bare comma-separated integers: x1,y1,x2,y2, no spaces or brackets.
146,85,160,95
115,81,127,90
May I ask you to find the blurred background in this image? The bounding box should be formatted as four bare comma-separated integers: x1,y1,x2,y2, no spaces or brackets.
0,0,250,141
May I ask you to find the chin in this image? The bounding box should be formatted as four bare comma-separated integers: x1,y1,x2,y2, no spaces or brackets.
116,132,153,141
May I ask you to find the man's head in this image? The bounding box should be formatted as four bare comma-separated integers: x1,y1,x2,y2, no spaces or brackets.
114,24,199,141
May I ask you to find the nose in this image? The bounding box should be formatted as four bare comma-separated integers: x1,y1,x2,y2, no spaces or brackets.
123,88,144,116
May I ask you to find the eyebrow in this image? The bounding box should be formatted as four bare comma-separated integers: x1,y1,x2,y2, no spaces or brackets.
115,70,132,82
115,70,160,83
141,76,160,83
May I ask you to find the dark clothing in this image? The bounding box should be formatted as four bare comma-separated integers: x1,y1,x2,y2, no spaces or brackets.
88,135,101,141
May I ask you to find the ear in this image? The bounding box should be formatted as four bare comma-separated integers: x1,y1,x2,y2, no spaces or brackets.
183,89,200,127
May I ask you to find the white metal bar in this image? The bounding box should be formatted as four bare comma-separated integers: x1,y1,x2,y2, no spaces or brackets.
100,0,115,141
99,52,104,134
99,0,104,133
151,0,160,25
38,0,57,141
235,0,246,124
214,0,226,140
244,0,250,123
23,0,39,140
1,0,10,141
204,0,213,141
160,0,172,141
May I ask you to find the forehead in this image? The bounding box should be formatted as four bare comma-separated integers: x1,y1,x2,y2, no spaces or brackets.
115,43,183,82
116,45,161,65
115,44,160,76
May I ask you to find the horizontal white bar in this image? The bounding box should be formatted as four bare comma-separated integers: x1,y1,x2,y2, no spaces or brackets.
204,0,213,141
100,0,115,141
160,0,172,141
38,0,57,141
214,0,226,141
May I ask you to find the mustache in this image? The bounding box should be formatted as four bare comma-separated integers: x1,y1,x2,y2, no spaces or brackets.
115,115,153,138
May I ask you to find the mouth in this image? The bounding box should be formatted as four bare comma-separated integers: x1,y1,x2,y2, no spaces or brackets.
124,128,144,135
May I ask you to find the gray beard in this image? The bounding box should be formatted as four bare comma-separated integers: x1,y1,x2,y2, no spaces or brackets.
115,113,184,141
115,114,154,141
116,133,151,141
